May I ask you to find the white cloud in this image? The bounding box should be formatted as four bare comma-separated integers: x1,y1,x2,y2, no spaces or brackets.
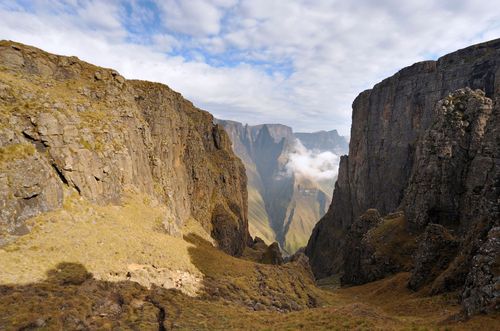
286,140,340,181
1,0,500,136
154,0,236,37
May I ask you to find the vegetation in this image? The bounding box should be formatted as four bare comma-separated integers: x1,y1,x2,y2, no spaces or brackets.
1,194,498,330
367,214,418,270
0,143,35,165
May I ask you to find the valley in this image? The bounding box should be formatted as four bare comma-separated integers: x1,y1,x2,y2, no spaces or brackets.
0,36,498,331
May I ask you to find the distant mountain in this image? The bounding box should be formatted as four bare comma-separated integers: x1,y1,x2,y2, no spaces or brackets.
294,130,348,154
216,119,348,253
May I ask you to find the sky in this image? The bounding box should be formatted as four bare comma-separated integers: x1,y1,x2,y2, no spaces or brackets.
1,1,499,135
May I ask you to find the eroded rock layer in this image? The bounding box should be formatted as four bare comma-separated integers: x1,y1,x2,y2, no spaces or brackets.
0,41,250,255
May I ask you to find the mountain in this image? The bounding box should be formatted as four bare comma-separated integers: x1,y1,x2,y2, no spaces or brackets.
0,39,252,279
294,130,348,154
305,38,500,316
1,40,498,330
217,120,347,254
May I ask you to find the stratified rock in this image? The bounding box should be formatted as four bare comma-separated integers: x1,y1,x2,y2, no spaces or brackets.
306,39,500,278
341,210,417,285
461,227,500,316
306,39,500,279
0,41,249,255
288,249,314,280
341,209,381,285
305,39,499,316
403,88,493,231
408,224,459,290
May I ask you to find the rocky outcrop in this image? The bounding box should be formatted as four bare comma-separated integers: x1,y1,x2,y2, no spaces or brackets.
408,224,459,290
402,88,493,231
218,119,346,253
306,39,500,315
341,210,416,286
461,227,500,316
0,41,249,255
340,209,382,285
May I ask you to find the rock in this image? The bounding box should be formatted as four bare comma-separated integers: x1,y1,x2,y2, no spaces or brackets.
260,242,284,265
288,249,314,280
402,88,493,231
0,150,63,234
115,75,125,84
0,40,249,256
305,38,500,316
408,224,459,290
306,38,500,279
217,119,347,254
461,227,500,316
341,209,386,285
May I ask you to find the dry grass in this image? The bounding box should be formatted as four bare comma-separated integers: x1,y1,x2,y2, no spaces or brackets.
0,190,203,293
0,143,35,165
367,214,418,270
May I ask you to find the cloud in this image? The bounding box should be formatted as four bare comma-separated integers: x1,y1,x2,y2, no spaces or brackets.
1,1,500,136
154,0,237,37
286,140,340,181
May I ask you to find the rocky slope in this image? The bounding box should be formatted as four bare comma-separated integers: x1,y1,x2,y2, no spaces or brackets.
306,39,500,316
0,40,250,255
217,120,346,253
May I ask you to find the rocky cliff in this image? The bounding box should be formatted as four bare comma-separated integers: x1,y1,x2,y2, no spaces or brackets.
217,120,346,253
306,39,499,316
0,40,250,255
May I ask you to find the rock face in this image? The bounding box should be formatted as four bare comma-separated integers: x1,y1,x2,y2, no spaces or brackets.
402,88,494,232
294,130,348,155
408,224,459,290
0,41,250,255
217,119,347,253
306,39,500,315
340,209,383,285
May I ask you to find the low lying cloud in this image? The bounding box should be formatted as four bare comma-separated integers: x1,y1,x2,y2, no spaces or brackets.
286,139,340,181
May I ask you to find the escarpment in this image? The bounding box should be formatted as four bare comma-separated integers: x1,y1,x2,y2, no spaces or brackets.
217,119,346,253
306,39,500,316
0,40,249,255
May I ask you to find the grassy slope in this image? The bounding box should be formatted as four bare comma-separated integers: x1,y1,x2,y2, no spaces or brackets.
283,177,332,253
0,190,206,295
1,195,498,330
245,163,276,245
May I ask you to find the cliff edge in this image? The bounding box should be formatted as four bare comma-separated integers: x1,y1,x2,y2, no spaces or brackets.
0,40,250,255
306,38,500,316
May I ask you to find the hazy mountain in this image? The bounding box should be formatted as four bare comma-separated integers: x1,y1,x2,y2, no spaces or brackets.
294,130,348,155
217,119,348,253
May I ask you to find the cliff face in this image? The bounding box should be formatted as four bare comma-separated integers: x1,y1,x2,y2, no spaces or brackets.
217,120,346,253
0,41,249,255
306,39,499,315
294,130,348,155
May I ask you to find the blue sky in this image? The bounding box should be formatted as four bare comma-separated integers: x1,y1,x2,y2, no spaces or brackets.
1,0,499,135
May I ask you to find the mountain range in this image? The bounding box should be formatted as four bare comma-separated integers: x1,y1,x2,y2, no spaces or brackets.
216,120,348,253
0,39,498,329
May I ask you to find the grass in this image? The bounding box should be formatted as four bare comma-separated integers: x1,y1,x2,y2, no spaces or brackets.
0,194,498,330
0,190,204,296
0,143,35,165
366,214,418,270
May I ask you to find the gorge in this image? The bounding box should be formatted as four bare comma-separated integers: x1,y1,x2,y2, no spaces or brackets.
0,39,498,330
